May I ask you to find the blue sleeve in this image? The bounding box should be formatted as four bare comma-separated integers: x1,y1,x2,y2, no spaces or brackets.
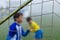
9,23,16,37
22,28,30,37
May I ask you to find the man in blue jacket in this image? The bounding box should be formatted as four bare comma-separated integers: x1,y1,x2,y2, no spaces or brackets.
6,13,30,40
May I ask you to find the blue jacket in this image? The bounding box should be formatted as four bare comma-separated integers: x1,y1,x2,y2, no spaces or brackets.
7,22,30,40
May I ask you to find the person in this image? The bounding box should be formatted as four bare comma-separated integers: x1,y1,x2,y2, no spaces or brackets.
6,13,30,40
26,17,43,40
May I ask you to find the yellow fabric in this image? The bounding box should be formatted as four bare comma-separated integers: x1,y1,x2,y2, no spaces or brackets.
29,21,40,32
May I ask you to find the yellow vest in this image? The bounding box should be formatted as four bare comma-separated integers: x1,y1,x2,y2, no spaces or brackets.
29,21,40,32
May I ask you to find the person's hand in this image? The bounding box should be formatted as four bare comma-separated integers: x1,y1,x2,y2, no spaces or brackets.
28,27,33,32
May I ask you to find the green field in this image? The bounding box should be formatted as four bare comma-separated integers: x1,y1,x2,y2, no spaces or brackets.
0,13,60,40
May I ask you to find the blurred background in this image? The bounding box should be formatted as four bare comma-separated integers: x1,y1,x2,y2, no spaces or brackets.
0,0,60,40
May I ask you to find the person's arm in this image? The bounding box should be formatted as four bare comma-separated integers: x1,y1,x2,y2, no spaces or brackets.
7,26,15,40
9,25,16,37
22,28,30,37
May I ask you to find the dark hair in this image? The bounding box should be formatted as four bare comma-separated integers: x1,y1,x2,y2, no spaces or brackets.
13,13,23,21
26,17,32,22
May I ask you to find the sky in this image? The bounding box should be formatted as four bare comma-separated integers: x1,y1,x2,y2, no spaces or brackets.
0,0,60,8
0,0,57,8
0,0,60,17
0,0,7,8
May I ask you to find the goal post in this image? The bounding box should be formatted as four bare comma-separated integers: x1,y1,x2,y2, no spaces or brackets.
0,0,32,25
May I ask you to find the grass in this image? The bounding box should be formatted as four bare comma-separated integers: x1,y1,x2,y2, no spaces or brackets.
0,14,60,40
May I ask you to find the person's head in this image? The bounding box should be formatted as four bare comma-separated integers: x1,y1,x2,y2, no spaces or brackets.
26,17,32,24
13,13,23,23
